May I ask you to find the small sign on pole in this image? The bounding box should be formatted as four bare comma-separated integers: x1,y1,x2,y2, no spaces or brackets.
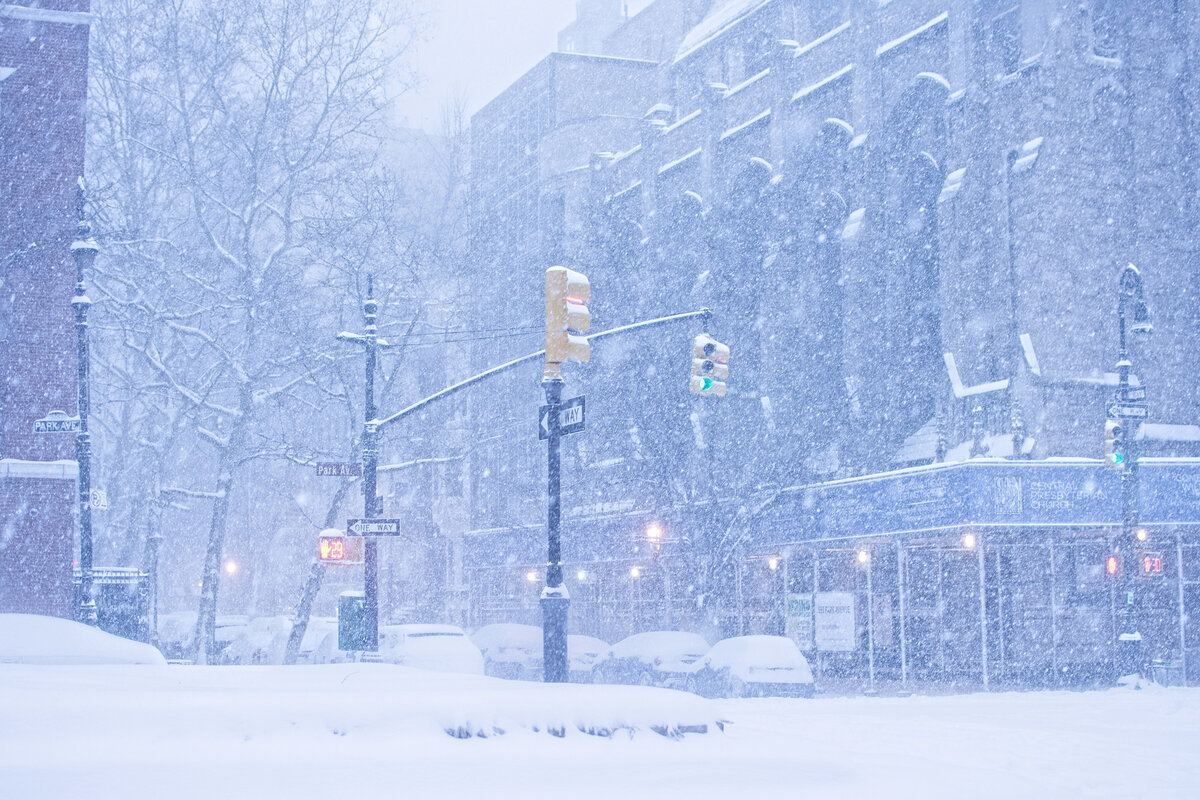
316,462,362,477
538,395,586,440
346,518,403,537
89,489,108,510
33,411,81,433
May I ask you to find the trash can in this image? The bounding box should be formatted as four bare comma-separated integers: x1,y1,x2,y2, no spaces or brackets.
338,591,368,652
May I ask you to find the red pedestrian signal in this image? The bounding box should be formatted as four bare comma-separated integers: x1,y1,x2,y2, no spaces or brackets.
1106,554,1121,577
319,534,363,565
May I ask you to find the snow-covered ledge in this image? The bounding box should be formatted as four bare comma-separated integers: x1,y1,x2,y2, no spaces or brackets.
0,5,94,25
0,459,78,480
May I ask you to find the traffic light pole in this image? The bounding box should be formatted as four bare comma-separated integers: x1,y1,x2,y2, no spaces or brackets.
337,278,384,652
541,376,568,682
1115,282,1141,678
335,305,710,658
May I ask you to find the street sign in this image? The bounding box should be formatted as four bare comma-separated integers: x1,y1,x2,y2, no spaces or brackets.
89,489,108,510
538,395,586,440
316,462,362,477
1120,387,1146,402
33,411,81,433
346,518,403,537
1107,402,1148,419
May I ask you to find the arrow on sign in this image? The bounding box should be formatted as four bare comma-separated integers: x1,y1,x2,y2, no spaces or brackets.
539,396,586,440
346,518,402,536
1107,403,1148,419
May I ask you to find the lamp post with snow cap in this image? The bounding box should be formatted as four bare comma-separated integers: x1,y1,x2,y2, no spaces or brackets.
1114,263,1152,678
71,192,99,626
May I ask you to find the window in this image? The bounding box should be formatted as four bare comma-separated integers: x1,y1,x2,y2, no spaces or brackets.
1091,0,1122,59
991,6,1021,75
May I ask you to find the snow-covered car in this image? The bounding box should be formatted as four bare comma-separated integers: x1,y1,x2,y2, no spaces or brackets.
226,615,293,665
379,624,484,675
295,617,338,664
0,613,166,665
471,623,543,680
686,635,815,698
155,611,196,660
592,631,710,688
567,634,609,683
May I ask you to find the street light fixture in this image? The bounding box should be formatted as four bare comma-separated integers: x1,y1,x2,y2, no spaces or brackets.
1115,263,1152,679
70,194,99,627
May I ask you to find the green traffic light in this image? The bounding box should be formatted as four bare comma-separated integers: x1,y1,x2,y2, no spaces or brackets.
1111,453,1124,465
700,377,713,391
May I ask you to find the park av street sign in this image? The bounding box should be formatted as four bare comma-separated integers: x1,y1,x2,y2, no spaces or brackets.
316,462,362,477
539,395,586,440
33,411,81,433
346,518,403,537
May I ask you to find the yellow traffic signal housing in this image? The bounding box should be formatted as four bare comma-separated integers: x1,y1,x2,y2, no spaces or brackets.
1104,419,1125,471
690,334,729,396
545,266,591,375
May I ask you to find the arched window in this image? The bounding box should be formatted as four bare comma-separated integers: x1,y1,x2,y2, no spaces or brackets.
1091,0,1122,59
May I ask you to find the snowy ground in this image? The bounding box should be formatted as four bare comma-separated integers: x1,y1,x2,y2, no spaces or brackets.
2,661,1198,799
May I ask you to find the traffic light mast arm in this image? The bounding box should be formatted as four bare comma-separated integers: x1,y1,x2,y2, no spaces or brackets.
372,308,712,433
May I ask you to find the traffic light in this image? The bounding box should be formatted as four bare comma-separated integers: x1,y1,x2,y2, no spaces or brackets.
545,266,590,374
318,534,363,564
690,334,729,396
1104,419,1125,471
1106,554,1122,578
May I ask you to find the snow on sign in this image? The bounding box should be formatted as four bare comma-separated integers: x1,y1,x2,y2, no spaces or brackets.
538,395,586,440
346,518,402,537
33,411,81,433
814,592,856,652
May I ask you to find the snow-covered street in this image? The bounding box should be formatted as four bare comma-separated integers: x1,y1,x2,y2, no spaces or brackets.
3,662,1197,800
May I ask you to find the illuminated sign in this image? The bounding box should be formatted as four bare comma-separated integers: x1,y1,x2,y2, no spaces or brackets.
1138,551,1164,578
319,535,363,565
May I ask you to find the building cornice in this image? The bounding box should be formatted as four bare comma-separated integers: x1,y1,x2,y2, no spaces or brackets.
1,4,93,26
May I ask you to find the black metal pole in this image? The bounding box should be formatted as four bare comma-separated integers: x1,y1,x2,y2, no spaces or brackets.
541,376,568,682
361,280,380,652
147,530,162,645
1115,277,1141,677
71,204,99,626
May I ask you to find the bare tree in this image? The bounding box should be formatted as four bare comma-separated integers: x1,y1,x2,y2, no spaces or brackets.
86,0,426,661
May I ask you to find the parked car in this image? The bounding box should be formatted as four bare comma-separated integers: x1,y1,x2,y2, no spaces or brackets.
686,635,815,698
471,623,543,679
592,631,710,688
567,634,609,683
295,617,338,664
379,624,484,675
226,615,292,665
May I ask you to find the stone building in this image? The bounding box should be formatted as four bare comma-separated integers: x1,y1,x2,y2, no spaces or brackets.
0,3,93,617
461,0,1198,685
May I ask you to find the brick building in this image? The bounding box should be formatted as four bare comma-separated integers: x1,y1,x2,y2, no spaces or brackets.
0,2,93,616
457,0,1200,687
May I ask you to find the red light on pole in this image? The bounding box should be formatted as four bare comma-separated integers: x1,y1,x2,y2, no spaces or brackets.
319,536,345,562
1106,555,1120,577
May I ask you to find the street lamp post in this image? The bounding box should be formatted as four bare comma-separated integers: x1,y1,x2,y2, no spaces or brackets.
70,198,99,626
1115,263,1152,678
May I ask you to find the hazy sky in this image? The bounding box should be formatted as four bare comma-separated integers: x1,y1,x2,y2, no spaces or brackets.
400,0,654,131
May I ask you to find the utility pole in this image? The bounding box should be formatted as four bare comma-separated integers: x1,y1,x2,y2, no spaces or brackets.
337,276,386,652
1112,263,1153,679
541,266,591,681
70,190,99,626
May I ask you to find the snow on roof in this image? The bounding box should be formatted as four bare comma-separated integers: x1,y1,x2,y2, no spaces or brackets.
675,0,775,64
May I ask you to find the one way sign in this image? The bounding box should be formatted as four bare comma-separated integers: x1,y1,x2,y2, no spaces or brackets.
539,395,586,440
